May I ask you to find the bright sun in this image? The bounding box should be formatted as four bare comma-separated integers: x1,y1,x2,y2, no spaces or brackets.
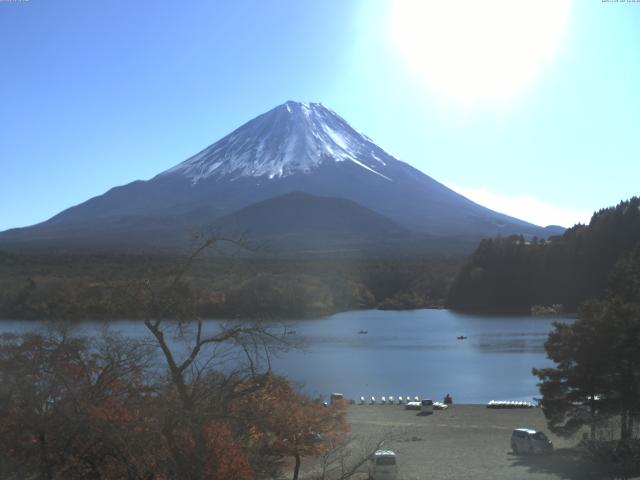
389,0,571,104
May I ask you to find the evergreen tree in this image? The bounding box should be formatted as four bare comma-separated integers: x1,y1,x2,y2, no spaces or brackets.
534,248,640,440
450,197,640,313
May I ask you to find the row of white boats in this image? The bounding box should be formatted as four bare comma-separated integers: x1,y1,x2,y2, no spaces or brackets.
344,396,534,409
359,395,419,405
486,400,536,409
357,395,448,409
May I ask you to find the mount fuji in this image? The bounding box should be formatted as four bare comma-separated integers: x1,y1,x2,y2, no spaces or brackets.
0,101,562,255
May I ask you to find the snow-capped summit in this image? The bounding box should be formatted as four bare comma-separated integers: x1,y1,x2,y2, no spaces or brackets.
162,101,392,182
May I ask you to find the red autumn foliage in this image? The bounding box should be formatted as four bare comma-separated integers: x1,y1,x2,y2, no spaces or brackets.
204,422,254,480
0,333,350,480
236,374,350,479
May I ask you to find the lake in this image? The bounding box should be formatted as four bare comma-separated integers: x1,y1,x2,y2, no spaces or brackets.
0,309,569,404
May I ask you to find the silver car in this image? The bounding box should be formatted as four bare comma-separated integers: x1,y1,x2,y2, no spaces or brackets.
420,398,434,414
368,450,398,480
510,428,553,454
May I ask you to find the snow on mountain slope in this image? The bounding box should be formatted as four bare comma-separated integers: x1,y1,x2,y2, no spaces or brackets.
161,101,392,182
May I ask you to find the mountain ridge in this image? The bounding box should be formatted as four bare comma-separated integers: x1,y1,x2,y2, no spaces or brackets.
0,101,563,255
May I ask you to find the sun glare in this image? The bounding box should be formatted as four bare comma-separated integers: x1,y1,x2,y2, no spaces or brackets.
389,0,571,104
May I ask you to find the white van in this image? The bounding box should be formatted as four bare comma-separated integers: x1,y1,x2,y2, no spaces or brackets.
420,399,434,414
368,450,398,480
510,428,553,454
330,393,344,404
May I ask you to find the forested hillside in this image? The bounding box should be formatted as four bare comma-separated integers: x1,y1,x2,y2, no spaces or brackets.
448,197,640,313
0,252,457,320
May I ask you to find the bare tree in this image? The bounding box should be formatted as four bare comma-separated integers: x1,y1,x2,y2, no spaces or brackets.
135,235,290,479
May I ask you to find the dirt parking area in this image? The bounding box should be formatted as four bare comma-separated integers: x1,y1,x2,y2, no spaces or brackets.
302,404,625,480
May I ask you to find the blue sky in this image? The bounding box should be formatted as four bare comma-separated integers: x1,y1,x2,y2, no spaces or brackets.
1,0,639,231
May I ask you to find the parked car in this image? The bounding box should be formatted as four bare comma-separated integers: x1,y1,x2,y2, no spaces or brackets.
420,398,434,414
330,392,344,404
405,401,421,410
368,450,398,480
510,428,553,454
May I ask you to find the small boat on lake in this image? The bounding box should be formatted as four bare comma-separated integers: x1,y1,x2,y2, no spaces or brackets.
457,335,467,340
358,330,368,334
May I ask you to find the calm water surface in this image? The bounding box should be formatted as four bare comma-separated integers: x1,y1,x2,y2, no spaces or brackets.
0,309,570,404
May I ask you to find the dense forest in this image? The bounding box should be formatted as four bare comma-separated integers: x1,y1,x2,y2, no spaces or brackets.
0,251,458,320
448,197,640,313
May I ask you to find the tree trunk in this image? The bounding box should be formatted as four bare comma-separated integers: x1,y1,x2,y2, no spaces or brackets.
627,412,635,440
590,399,597,440
621,409,629,440
292,452,301,480
192,416,210,480
38,431,52,480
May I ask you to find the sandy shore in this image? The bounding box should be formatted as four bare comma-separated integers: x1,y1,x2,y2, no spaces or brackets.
301,404,622,480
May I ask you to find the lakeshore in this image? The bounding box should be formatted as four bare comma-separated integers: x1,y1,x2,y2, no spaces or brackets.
302,404,620,480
